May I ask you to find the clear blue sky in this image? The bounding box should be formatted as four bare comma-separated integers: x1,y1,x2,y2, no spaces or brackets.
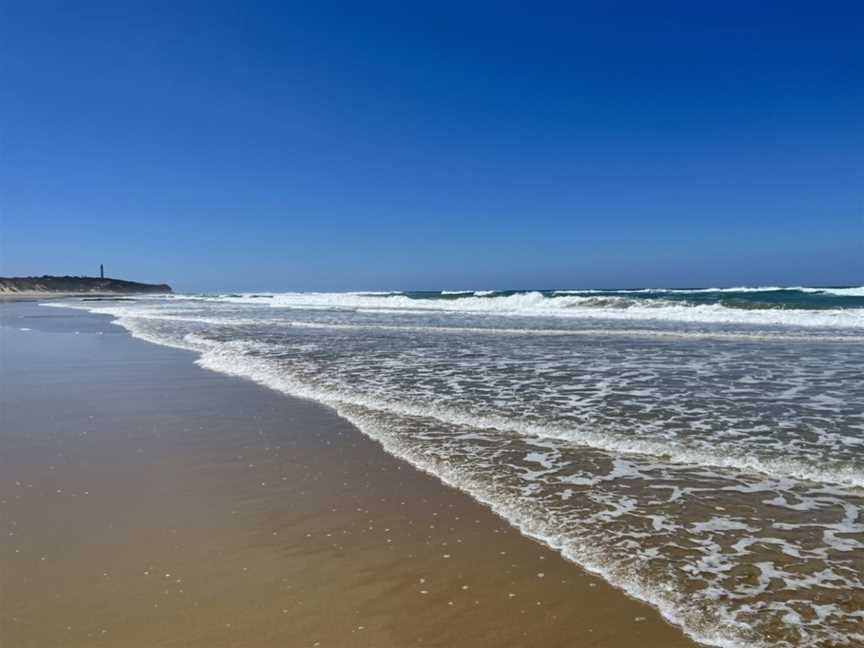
1,1,861,291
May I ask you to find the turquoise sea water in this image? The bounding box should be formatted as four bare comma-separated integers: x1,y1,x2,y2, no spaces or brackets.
406,287,864,309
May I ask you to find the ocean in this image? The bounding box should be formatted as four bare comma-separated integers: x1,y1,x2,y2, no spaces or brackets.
52,286,864,647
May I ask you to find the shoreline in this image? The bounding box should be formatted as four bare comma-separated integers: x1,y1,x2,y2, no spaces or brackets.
1,301,700,647
0,291,156,301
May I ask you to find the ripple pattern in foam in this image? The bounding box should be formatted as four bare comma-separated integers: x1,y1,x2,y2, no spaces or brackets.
52,293,864,648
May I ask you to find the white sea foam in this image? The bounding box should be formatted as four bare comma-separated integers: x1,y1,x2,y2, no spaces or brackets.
84,306,864,490
193,291,864,329
281,320,864,343
76,286,863,331
59,305,864,342
806,286,864,297
555,285,864,296
554,286,787,294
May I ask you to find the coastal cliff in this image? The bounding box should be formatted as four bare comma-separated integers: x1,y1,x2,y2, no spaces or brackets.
0,275,172,295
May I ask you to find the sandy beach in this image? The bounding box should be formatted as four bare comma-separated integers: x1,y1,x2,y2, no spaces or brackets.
5,3,862,645
0,301,698,647
0,292,139,301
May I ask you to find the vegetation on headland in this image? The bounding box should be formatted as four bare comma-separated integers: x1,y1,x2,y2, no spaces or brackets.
0,275,172,294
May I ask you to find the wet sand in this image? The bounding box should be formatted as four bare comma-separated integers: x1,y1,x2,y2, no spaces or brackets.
0,302,700,648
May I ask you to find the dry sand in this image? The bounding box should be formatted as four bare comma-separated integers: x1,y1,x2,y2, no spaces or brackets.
0,302,700,647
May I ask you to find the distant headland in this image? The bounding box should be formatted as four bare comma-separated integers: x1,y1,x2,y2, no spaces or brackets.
0,275,172,296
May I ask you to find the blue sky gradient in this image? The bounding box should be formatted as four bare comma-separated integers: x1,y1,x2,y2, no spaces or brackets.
2,1,861,291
